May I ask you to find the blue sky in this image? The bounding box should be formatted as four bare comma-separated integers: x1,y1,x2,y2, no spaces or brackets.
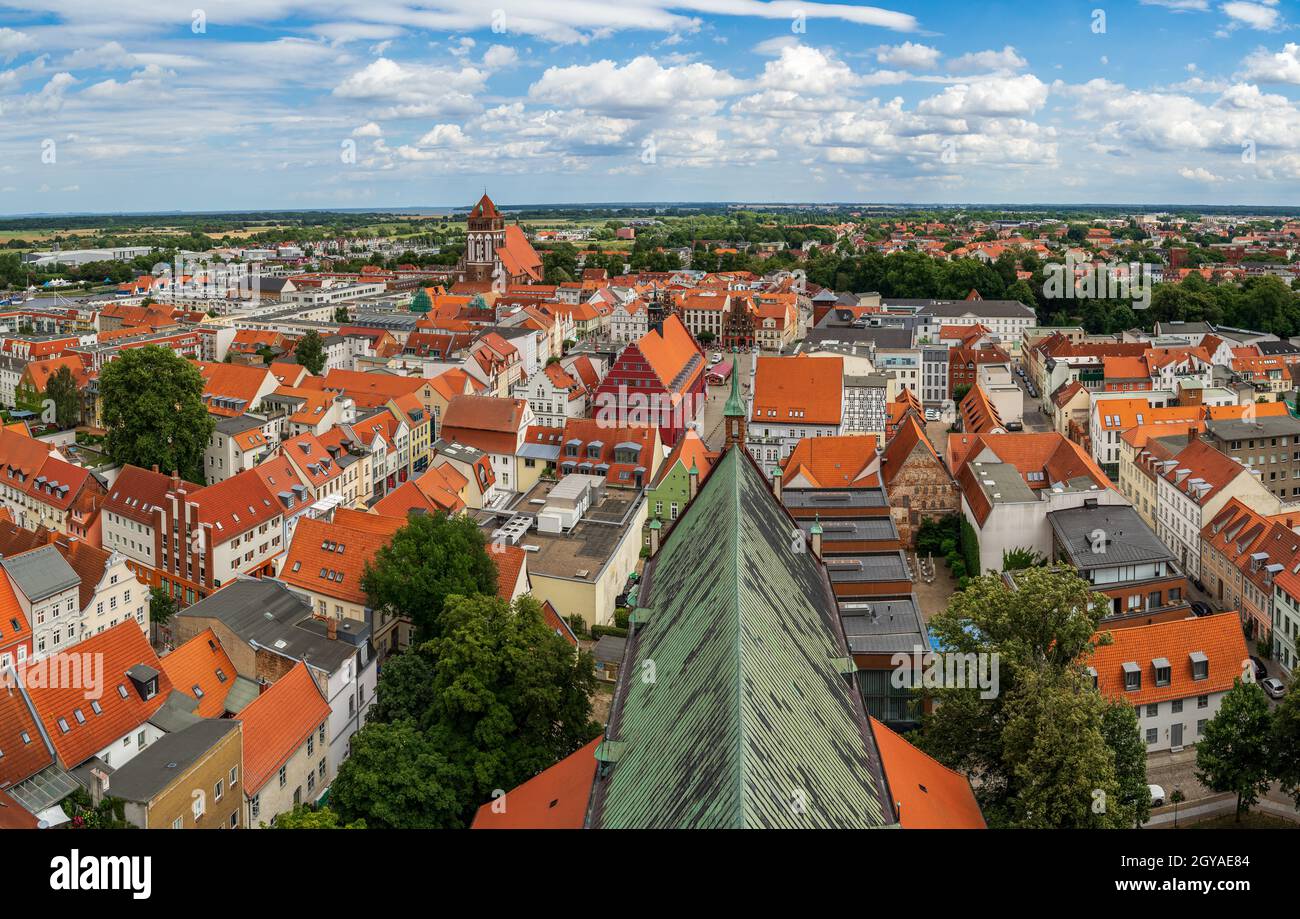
1,0,1300,213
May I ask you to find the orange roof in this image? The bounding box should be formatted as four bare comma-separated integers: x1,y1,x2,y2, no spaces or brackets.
881,416,940,487
1095,399,1200,433
636,314,704,396
470,738,599,829
958,383,1003,435
279,515,404,606
238,660,330,795
1206,401,1291,421
441,396,526,454
160,628,238,718
196,360,273,416
0,661,53,786
870,717,985,829
1102,355,1149,380
269,362,309,387
781,434,878,488
751,355,843,426
26,621,171,768
1088,613,1248,707
491,545,528,600
652,429,716,488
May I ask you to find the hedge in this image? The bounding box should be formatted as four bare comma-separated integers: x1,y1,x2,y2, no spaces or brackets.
960,517,981,577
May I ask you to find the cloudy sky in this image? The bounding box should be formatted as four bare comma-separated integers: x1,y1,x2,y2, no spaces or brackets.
2,0,1300,213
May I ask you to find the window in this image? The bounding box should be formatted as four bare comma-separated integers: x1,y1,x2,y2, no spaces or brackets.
1171,699,1183,714
172,816,183,830
1197,694,1209,709
192,790,205,819
1123,663,1141,692
1145,728,1158,744
1198,719,1208,736
1145,703,1158,717
214,779,223,801
230,766,238,787
278,766,287,789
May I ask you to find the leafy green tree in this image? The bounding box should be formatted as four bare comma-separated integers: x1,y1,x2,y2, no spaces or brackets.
45,365,80,429
1270,686,1300,808
294,329,326,375
332,594,601,828
1195,678,1273,821
918,567,1122,827
361,512,499,642
1100,700,1151,828
270,804,366,829
1001,547,1044,571
99,345,214,483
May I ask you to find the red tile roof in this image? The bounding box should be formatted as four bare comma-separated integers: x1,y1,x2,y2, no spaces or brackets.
159,628,238,718
1088,613,1248,707
870,717,985,829
751,355,843,426
0,672,54,786
782,434,879,488
238,660,330,795
26,621,172,768
470,737,599,829
279,515,404,606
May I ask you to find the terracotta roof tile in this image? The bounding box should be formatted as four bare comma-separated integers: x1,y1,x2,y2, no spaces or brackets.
237,660,330,795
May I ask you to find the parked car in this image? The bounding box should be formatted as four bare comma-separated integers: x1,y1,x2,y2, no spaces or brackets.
1190,601,1212,617
925,408,939,421
1005,420,1023,431
710,352,722,364
1262,677,1287,700
1250,656,1269,682
1148,784,1166,808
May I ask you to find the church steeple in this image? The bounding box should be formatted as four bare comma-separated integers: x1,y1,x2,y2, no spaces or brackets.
724,346,746,450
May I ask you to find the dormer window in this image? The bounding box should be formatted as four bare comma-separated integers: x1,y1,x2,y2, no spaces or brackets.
1153,658,1171,687
1086,666,1098,691
1190,651,1209,681
1122,661,1141,692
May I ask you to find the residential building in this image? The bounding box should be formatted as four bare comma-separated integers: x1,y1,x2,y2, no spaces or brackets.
108,719,243,829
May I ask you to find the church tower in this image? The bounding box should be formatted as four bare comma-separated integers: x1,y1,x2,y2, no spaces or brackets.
462,193,507,283
724,347,746,450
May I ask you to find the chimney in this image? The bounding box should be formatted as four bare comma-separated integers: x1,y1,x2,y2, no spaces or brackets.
170,470,180,492
326,617,338,641
771,466,782,501
151,464,159,474
1187,426,1198,446
810,516,823,560
648,517,662,556
689,462,699,501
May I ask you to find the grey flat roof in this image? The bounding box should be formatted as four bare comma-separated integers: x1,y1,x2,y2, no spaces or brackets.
798,517,898,542
177,577,367,672
1048,504,1175,569
839,596,927,654
1206,417,1300,440
106,719,239,803
0,546,81,601
823,552,911,583
593,635,626,664
782,488,889,510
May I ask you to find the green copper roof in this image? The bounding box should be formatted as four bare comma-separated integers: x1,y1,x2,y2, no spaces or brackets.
409,290,431,313
589,448,893,829
723,347,745,418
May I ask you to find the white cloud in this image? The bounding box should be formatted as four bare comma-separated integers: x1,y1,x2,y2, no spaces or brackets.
918,75,1049,116
0,28,35,63
333,58,487,117
529,55,744,115
1222,1,1281,31
1240,42,1300,82
352,122,383,137
1179,166,1224,181
874,41,941,70
482,44,517,69
947,46,1028,74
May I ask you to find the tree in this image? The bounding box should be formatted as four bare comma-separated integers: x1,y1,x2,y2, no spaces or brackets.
1100,700,1151,828
332,594,601,828
45,365,80,429
270,803,366,829
147,585,177,644
295,329,326,375
1001,547,1044,571
361,512,499,642
917,567,1125,827
99,345,214,483
1270,686,1300,808
1195,678,1273,821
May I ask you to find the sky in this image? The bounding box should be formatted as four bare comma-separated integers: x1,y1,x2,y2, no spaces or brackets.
2,0,1300,213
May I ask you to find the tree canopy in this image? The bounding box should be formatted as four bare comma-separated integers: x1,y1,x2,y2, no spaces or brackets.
99,345,214,483
331,593,601,828
1195,678,1274,821
294,329,326,375
360,511,499,642
917,567,1146,828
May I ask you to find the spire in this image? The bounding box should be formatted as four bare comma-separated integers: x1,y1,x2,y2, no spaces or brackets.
723,345,744,418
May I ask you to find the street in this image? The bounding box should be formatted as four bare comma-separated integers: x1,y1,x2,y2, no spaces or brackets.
699,348,756,452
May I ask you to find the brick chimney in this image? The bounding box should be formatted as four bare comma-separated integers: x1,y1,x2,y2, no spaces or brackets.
326,617,338,641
